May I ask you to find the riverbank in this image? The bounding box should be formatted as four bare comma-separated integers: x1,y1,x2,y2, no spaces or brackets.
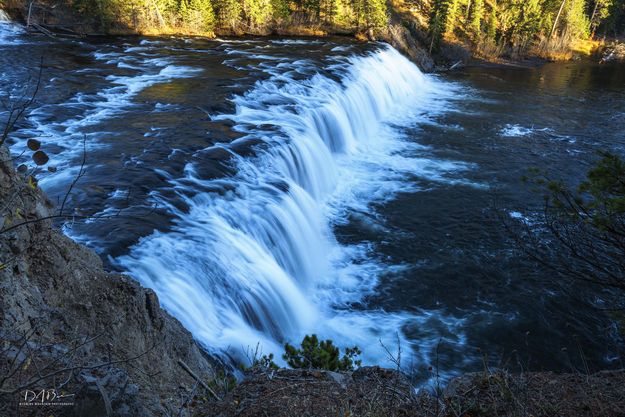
0,0,437,71
0,144,216,416
601,39,625,62
199,367,625,417
2,0,613,73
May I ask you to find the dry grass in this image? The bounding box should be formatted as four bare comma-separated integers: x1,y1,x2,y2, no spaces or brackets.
473,37,506,61
571,38,603,56
193,366,625,417
530,35,600,61
275,24,328,37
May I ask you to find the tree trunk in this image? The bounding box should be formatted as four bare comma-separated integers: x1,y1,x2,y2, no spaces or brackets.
550,0,567,39
150,0,166,27
589,0,600,37
27,1,34,28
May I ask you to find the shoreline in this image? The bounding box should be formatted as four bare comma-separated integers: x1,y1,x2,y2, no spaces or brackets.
2,2,614,74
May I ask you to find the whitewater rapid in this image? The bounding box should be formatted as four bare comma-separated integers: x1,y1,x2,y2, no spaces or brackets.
0,10,23,46
116,44,470,369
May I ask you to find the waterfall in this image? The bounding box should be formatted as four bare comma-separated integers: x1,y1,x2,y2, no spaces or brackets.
117,45,466,366
0,10,10,22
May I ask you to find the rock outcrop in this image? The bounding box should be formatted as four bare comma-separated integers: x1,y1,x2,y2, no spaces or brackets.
0,144,215,416
601,42,625,63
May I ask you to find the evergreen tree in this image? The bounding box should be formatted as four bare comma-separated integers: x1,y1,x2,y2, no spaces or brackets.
605,0,625,36
271,0,291,22
325,0,352,26
213,0,242,29
486,1,498,39
181,0,215,32
364,0,388,29
589,0,615,36
469,0,484,33
430,0,461,36
301,0,322,19
563,0,591,38
242,0,273,29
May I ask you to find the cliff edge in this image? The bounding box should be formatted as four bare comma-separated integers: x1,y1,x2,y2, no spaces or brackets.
0,144,215,416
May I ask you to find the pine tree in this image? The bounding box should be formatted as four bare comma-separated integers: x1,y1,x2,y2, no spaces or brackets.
271,0,290,22
469,0,484,33
429,0,461,51
213,0,241,29
364,0,387,29
181,0,215,32
242,0,273,29
563,0,590,38
302,0,322,19
486,1,497,39
430,0,461,36
589,0,613,35
324,0,351,26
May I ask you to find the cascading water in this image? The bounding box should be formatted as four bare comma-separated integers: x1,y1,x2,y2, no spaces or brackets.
0,9,22,44
114,45,469,368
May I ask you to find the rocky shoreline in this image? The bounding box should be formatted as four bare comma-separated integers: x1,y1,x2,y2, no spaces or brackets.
200,368,625,417
601,41,625,63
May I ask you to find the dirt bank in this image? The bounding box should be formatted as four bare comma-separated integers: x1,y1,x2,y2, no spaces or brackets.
200,367,625,417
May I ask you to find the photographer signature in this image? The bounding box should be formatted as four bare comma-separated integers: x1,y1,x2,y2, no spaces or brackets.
19,389,75,407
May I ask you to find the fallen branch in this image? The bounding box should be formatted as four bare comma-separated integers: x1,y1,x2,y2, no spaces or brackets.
177,359,220,400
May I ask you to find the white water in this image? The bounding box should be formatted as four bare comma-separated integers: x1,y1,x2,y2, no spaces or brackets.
14,45,201,196
116,45,470,368
0,10,23,45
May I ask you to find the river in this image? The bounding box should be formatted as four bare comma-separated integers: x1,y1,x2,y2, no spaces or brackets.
1,17,624,381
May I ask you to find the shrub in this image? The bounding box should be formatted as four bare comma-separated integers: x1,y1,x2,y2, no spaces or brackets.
283,334,362,371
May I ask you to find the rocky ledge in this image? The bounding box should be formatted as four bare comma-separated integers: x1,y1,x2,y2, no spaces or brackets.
0,144,215,416
200,367,625,417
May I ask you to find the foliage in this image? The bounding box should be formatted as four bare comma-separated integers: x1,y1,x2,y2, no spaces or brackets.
283,334,362,371
429,0,625,57
590,0,614,34
515,152,625,300
252,353,280,370
180,0,215,32
213,0,241,30
208,369,238,394
69,0,388,34
469,0,485,33
430,0,461,38
242,0,273,29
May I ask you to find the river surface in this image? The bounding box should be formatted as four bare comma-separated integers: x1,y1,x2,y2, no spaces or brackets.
1,16,624,381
